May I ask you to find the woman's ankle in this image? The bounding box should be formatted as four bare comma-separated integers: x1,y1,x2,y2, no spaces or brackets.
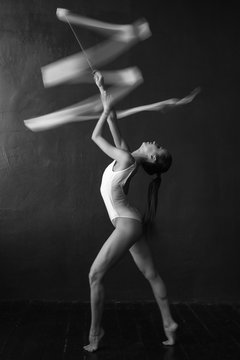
90,326,103,336
163,317,176,327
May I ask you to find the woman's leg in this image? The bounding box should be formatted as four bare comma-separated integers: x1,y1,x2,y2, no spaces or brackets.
84,218,142,352
129,238,178,345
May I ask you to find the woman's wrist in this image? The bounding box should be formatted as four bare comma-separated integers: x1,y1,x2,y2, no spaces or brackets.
98,85,106,93
103,108,110,115
107,111,114,121
102,104,110,114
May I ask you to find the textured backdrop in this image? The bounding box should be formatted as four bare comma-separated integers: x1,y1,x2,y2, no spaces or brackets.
0,0,239,302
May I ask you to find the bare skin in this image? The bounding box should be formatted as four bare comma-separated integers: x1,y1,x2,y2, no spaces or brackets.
83,71,177,352
129,238,178,346
83,220,178,351
84,218,177,352
83,217,142,352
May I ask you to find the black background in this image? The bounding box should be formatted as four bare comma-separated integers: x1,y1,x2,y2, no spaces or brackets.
0,0,239,302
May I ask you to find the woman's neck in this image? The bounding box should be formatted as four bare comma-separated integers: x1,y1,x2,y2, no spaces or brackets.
131,149,146,164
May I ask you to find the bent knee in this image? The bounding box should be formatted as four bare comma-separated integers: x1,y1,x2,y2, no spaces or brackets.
142,268,159,282
88,266,104,285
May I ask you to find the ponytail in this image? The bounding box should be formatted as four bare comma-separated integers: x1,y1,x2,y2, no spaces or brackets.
143,174,162,227
141,148,172,232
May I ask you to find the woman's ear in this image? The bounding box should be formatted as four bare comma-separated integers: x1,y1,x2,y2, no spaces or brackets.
150,154,157,163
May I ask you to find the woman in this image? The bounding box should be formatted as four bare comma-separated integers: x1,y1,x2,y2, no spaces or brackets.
83,71,178,352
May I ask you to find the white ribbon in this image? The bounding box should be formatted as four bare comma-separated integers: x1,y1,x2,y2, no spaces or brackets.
24,10,200,132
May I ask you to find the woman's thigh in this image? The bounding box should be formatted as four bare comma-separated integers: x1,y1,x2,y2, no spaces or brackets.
90,218,142,277
129,237,156,276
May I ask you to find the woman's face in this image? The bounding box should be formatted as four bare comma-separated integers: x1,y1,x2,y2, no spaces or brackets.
141,141,166,161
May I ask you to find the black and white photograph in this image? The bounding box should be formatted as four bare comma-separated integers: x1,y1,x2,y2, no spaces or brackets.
0,0,239,359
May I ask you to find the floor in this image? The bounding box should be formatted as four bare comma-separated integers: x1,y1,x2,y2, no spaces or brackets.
0,301,239,360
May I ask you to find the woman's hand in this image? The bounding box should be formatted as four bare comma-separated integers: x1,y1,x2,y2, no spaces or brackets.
93,70,113,112
93,71,104,89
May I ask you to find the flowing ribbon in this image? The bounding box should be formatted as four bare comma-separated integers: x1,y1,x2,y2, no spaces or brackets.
24,9,200,132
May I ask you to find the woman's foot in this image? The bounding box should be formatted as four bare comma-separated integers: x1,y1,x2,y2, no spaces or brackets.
162,322,178,346
83,328,105,352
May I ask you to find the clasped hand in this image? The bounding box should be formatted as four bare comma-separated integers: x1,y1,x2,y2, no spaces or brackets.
93,71,112,112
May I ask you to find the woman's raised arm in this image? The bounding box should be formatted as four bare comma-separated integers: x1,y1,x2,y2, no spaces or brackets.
107,109,130,151
91,72,131,162
93,71,130,151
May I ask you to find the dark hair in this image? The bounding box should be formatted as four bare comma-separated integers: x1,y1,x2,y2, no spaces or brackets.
142,149,172,227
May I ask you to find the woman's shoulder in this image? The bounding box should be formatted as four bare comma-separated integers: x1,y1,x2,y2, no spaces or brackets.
123,150,135,163
113,151,135,171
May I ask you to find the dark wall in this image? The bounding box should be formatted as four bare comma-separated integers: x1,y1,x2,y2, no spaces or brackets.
0,0,239,302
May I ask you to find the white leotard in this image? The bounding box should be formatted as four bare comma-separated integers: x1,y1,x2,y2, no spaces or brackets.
100,160,142,225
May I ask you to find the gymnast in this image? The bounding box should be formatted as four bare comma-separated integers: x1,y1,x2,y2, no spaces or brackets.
83,71,178,352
